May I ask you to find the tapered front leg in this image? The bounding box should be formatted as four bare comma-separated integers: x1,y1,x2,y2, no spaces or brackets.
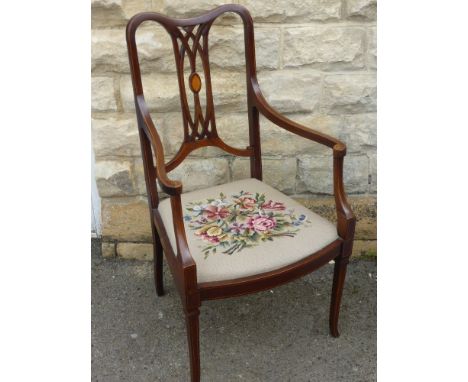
329,255,350,337
185,308,200,382
152,224,164,296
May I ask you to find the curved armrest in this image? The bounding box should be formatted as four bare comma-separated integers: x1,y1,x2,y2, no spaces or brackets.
250,78,356,242
250,78,345,149
135,95,182,195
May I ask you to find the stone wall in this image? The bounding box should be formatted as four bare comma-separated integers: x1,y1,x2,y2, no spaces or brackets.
92,0,377,259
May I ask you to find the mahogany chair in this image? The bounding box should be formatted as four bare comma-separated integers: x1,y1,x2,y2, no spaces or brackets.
126,4,355,381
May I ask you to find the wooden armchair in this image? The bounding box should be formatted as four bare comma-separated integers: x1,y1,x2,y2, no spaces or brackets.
126,4,356,381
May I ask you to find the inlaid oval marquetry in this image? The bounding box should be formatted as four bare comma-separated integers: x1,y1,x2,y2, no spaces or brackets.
189,72,202,93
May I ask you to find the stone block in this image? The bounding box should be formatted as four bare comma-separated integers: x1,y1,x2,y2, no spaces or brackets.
296,155,333,194
101,241,116,258
95,159,137,197
157,112,184,155
297,154,368,194
368,150,376,193
241,0,341,22
92,29,127,74
92,0,126,28
117,242,154,260
92,77,117,112
260,114,343,156
283,26,365,70
215,113,250,149
170,157,230,192
120,74,179,112
341,113,377,153
231,157,297,193
91,26,174,74
92,115,140,157
209,25,280,70
91,0,150,28
133,157,148,195
322,74,377,114
346,0,377,20
368,27,377,70
150,0,164,12
257,70,321,113
101,197,152,241
210,70,248,112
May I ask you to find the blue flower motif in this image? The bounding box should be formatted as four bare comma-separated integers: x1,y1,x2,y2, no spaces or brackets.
184,215,191,221
299,214,306,221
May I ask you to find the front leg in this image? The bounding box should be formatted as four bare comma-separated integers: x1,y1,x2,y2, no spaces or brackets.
185,308,200,382
329,253,350,337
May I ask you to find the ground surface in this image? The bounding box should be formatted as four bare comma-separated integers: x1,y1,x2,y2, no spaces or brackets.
92,239,376,382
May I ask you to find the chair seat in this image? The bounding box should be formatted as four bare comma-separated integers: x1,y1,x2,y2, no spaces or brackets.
158,178,339,283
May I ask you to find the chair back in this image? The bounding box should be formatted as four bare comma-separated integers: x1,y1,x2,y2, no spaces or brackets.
126,4,262,176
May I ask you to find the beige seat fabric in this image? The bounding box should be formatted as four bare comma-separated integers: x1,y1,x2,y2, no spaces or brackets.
158,178,338,283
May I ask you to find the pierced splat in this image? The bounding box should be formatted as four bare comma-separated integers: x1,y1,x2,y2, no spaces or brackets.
172,23,217,144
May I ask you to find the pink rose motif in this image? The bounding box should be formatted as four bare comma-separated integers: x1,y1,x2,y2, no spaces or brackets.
237,196,257,210
203,205,230,221
247,215,276,232
262,200,286,211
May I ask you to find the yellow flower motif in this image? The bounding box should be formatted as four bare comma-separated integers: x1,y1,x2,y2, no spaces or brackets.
195,223,218,235
195,224,228,242
206,226,223,237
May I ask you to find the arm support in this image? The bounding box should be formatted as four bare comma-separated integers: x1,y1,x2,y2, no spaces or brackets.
250,79,356,242
135,95,182,195
332,148,356,241
170,195,198,283
136,96,198,280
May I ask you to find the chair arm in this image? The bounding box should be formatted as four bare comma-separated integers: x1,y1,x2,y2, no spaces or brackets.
135,95,182,195
136,96,198,289
250,78,356,242
249,78,345,149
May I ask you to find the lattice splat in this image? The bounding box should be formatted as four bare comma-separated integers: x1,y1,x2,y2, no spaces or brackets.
172,23,217,143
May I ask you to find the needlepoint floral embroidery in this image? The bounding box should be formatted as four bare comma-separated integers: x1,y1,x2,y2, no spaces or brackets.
184,191,310,258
